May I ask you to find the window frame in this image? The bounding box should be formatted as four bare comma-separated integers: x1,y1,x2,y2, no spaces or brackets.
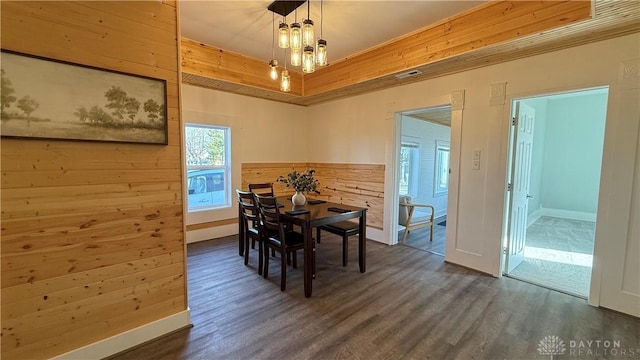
185,123,232,212
399,142,420,198
433,140,450,197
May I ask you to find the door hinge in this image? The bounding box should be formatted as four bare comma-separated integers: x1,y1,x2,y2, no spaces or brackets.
503,247,508,255
512,117,518,126
507,183,512,191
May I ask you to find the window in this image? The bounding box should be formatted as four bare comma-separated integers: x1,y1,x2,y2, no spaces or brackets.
434,140,450,196
399,142,419,197
185,124,230,211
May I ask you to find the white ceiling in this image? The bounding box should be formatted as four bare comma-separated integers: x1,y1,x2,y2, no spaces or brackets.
180,0,487,69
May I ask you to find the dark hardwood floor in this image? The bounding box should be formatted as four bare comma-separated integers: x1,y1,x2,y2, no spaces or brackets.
401,216,446,255
109,234,640,360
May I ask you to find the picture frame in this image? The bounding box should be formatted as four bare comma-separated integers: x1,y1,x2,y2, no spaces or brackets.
0,50,168,145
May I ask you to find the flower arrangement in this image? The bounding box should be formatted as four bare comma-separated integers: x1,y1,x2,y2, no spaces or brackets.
277,168,320,194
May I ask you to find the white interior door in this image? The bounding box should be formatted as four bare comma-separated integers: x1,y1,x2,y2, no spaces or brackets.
506,102,535,273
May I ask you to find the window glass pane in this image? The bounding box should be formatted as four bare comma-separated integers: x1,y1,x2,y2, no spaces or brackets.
399,143,419,197
185,124,230,211
434,141,450,196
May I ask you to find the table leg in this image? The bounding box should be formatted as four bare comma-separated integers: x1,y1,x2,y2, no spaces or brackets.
238,206,245,257
359,211,367,273
304,220,313,298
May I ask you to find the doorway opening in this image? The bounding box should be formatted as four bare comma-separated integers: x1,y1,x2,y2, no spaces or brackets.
504,87,609,298
396,105,452,256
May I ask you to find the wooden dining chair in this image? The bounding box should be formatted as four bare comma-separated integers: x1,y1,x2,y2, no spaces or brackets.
255,194,307,291
248,182,274,197
236,189,264,274
399,195,435,244
317,221,359,267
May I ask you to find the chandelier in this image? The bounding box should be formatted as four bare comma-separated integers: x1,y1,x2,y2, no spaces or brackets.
267,0,327,92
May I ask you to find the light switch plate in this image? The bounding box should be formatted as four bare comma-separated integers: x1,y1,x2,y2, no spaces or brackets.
473,149,481,160
472,160,480,170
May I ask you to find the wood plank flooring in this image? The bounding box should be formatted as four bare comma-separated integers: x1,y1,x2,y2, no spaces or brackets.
108,234,640,360
401,216,447,255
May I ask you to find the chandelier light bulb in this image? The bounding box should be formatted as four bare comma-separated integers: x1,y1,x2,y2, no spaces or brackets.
269,59,278,80
278,22,290,48
302,46,315,73
316,39,327,66
290,22,302,50
302,19,314,47
291,47,301,67
280,69,291,92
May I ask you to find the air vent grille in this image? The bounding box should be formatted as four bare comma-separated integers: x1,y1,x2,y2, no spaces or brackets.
395,69,423,79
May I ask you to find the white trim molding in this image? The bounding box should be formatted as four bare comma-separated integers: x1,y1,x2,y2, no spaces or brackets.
51,309,192,360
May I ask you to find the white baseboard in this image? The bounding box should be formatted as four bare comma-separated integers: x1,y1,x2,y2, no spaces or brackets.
51,309,192,360
541,207,597,222
527,208,542,227
186,223,238,244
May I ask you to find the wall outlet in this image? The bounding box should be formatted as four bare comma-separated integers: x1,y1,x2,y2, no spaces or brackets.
472,160,480,170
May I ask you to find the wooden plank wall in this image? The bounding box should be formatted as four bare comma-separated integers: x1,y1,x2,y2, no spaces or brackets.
0,2,185,359
242,163,385,230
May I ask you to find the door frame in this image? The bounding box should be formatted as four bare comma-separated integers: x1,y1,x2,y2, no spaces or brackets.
500,83,610,290
387,92,461,247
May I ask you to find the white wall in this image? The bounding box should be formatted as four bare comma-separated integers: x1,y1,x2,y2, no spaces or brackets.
305,34,640,281
524,91,607,223
182,34,640,315
541,92,607,216
181,85,308,240
401,115,450,219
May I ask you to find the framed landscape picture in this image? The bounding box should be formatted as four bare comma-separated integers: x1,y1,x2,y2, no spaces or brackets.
0,50,168,145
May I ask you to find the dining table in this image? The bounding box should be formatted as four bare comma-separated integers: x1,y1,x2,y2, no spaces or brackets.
238,195,367,298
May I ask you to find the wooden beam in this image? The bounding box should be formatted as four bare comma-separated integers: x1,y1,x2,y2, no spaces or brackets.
180,1,593,103
303,0,592,96
181,38,304,97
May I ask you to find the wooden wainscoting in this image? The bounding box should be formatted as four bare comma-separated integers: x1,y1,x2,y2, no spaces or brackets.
0,1,185,359
241,162,384,230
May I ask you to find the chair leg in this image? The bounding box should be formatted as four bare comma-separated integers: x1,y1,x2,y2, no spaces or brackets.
429,224,434,242
292,250,298,269
258,239,263,275
287,252,291,265
244,234,250,266
342,234,348,266
401,226,410,244
263,245,270,279
280,251,287,291
316,227,321,243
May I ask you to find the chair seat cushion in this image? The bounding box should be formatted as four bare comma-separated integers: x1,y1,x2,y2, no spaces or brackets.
409,209,433,225
321,221,359,235
268,230,304,247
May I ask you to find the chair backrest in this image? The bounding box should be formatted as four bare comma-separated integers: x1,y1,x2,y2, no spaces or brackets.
399,195,412,225
254,194,286,249
248,182,274,197
237,189,259,229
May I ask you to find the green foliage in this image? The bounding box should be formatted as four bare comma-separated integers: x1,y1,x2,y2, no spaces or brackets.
185,127,225,166
89,105,112,125
104,86,128,121
125,97,140,122
143,99,161,122
16,96,39,117
74,106,90,122
1,69,17,116
277,168,320,193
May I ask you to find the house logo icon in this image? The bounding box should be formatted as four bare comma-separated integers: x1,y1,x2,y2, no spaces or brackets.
538,335,566,359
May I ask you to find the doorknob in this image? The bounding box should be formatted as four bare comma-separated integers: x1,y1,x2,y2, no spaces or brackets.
526,194,534,199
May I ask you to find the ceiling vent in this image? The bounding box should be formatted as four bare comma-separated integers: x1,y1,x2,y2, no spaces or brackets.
395,69,422,79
